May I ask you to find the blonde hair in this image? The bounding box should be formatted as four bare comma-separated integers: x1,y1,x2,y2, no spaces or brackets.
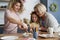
34,3,46,13
8,0,23,13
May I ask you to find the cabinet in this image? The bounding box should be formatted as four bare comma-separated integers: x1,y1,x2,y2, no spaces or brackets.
0,0,11,34
0,0,10,25
0,0,10,10
0,0,10,2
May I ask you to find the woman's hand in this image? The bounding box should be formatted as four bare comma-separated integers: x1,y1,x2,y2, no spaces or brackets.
19,23,28,32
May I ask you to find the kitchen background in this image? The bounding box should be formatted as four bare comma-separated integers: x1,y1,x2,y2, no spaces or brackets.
0,0,60,33
0,0,40,25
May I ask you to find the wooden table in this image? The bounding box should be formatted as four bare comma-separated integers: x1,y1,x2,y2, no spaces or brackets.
0,32,59,40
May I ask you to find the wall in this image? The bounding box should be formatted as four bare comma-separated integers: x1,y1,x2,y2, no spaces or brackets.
48,0,60,24
19,0,40,21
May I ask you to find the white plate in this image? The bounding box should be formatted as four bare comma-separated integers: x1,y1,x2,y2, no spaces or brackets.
0,36,18,40
38,34,54,38
23,33,29,37
28,38,36,40
58,33,60,37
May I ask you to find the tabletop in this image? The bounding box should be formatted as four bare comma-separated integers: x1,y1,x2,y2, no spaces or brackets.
0,32,60,40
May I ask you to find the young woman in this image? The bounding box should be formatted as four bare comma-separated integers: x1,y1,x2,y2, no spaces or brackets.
4,1,28,34
34,3,59,32
30,12,40,32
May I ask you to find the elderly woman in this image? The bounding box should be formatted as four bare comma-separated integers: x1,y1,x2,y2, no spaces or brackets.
34,3,59,32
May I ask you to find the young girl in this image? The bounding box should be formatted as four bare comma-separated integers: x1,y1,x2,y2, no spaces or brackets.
4,1,28,34
30,12,40,32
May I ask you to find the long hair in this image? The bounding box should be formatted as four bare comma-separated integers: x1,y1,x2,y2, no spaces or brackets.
30,11,40,24
8,0,23,13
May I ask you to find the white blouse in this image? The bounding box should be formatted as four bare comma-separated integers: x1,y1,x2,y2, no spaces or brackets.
45,12,59,32
4,9,20,34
